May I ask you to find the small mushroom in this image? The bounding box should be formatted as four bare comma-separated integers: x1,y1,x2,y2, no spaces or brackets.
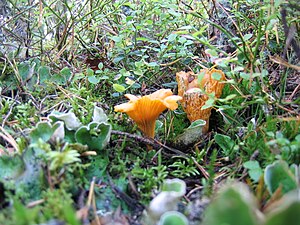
114,89,182,138
176,68,226,133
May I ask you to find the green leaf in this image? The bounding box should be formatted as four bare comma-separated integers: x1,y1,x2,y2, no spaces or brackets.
234,66,245,72
13,200,40,224
243,160,262,182
92,106,108,123
113,56,124,63
98,62,103,70
218,94,237,102
175,119,206,146
50,121,65,141
49,111,82,131
145,19,153,25
99,75,109,80
30,122,57,143
50,74,66,85
240,72,251,80
202,183,257,225
19,148,46,200
88,75,100,84
215,134,235,154
18,61,34,83
264,160,297,194
119,68,131,77
197,71,206,84
244,160,260,169
205,49,218,57
61,200,81,225
75,122,111,151
243,33,253,41
86,68,94,76
85,155,109,180
110,36,122,43
60,67,72,81
38,66,51,83
211,72,222,81
167,33,177,42
265,200,300,225
148,62,158,67
49,67,72,85
133,69,143,75
0,155,25,180
113,83,126,92
201,98,215,110
126,15,134,21
0,148,46,201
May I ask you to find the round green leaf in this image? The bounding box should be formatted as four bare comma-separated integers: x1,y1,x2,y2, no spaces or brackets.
113,84,126,92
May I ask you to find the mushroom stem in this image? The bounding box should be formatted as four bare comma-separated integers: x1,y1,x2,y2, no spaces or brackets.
114,89,182,139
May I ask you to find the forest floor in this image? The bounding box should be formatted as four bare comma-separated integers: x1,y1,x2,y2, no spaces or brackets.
0,1,299,225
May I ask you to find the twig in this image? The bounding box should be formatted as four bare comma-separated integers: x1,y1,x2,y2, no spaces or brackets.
111,130,188,158
281,8,300,60
76,178,96,223
26,199,45,208
289,83,300,101
160,58,182,66
269,55,300,71
192,157,210,179
1,97,17,127
112,130,212,179
92,190,101,225
107,173,144,211
186,184,203,198
0,126,19,153
81,151,97,157
86,177,95,208
275,103,299,115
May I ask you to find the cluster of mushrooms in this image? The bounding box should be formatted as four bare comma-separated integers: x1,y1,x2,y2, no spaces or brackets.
114,68,226,140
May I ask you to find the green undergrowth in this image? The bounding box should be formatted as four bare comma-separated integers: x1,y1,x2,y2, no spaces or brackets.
0,0,299,224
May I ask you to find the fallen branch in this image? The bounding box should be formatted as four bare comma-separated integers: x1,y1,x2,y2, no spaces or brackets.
111,130,188,158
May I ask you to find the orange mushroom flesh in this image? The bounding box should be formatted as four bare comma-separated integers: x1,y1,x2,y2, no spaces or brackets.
114,89,182,138
176,68,226,133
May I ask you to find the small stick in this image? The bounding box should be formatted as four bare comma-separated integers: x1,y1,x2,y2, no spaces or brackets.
0,126,19,153
27,199,45,208
111,130,188,158
192,157,210,180
81,151,97,157
111,131,212,179
92,191,101,225
86,177,95,208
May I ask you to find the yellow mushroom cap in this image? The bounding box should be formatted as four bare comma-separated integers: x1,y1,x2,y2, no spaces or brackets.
114,89,182,138
199,68,226,98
